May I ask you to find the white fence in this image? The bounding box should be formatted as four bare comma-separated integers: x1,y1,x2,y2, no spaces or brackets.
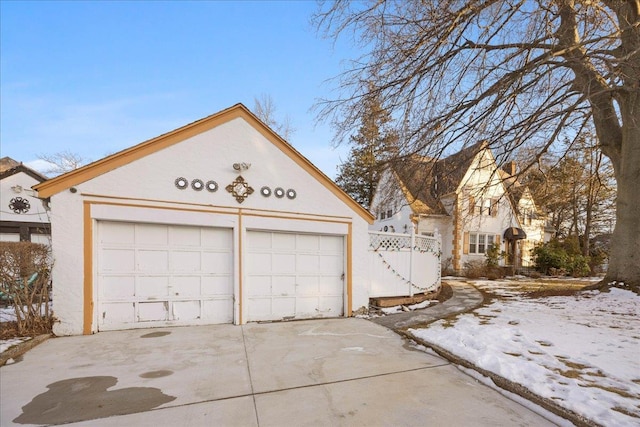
368,231,441,298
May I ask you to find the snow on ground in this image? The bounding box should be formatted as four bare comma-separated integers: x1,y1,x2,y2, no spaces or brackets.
0,337,31,354
410,280,640,427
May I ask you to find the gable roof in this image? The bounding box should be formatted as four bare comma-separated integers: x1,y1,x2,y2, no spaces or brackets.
389,141,487,215
33,103,374,223
0,157,48,182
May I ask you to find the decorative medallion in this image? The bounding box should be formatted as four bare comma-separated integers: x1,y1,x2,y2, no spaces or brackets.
226,175,254,204
274,187,285,198
9,197,30,214
206,180,218,192
191,179,204,191
175,177,188,190
286,189,297,200
260,186,271,197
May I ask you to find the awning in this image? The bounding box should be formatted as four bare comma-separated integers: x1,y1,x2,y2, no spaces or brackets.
504,227,527,240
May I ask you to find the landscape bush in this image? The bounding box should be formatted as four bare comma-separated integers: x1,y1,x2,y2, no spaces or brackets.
0,242,53,336
532,237,592,277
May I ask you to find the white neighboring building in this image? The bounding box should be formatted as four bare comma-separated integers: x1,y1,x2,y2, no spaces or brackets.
0,157,50,244
370,142,550,273
34,104,374,336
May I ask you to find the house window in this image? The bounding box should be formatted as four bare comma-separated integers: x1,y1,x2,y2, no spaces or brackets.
469,233,495,254
380,211,386,220
387,209,393,219
470,196,499,217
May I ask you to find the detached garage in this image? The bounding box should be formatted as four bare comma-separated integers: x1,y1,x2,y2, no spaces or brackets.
35,104,373,335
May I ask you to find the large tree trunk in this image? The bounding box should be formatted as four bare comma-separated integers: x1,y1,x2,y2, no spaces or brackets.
603,94,640,290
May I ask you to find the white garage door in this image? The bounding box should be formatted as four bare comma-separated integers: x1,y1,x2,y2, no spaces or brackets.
246,231,344,322
97,221,233,330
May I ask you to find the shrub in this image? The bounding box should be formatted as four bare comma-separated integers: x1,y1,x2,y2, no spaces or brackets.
0,242,53,335
463,260,486,279
533,238,591,277
532,240,568,274
485,243,503,268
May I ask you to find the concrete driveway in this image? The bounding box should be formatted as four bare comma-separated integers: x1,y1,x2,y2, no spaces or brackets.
1,318,556,426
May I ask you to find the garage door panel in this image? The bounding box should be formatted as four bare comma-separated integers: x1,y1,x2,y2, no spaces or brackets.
271,276,296,295
202,300,233,323
137,276,169,297
271,297,295,317
100,222,135,244
296,254,320,274
272,253,295,273
320,296,343,314
201,251,233,273
136,224,168,245
297,234,320,251
295,276,319,295
101,276,135,298
201,227,233,248
246,276,272,297
201,276,233,295
320,254,343,271
272,232,295,249
101,302,135,325
171,276,200,297
101,249,135,271
138,250,169,272
172,300,200,320
247,253,271,274
138,302,168,321
320,236,343,252
169,226,201,246
170,251,201,272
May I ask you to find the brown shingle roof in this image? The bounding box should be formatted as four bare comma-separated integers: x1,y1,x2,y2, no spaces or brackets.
390,141,487,215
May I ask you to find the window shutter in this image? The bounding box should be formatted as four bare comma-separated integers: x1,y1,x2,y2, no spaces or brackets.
463,232,470,254
491,198,499,217
496,234,501,250
468,196,475,215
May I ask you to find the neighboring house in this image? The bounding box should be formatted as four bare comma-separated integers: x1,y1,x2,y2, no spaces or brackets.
34,104,374,336
370,141,549,273
0,157,50,244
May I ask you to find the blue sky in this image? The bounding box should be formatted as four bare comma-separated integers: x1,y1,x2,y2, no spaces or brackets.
1,1,358,178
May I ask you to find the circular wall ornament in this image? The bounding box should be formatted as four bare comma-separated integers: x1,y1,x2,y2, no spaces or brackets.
175,177,188,190
206,180,218,192
9,197,30,214
274,187,285,198
191,179,204,191
286,189,297,199
260,186,271,197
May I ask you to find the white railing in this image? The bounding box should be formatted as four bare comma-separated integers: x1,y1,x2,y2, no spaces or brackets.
368,230,441,298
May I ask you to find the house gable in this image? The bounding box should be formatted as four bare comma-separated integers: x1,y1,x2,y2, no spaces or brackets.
34,104,373,224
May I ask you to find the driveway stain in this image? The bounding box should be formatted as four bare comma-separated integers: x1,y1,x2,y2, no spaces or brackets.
140,370,174,378
13,376,176,425
140,331,171,338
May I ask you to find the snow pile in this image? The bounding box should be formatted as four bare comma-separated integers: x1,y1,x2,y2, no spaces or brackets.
410,282,640,427
0,337,31,354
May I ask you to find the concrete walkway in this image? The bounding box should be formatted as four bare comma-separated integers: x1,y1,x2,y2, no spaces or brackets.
0,317,556,426
371,280,484,330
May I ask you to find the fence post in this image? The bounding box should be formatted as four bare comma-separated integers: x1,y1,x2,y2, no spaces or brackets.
409,227,415,297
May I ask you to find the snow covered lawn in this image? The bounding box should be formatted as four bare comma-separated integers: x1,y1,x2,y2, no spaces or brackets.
410,279,640,427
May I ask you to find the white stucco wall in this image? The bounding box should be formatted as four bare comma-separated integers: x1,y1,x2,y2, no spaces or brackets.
0,172,50,241
48,116,371,335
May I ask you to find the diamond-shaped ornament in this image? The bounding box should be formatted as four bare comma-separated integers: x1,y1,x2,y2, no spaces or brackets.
226,175,254,203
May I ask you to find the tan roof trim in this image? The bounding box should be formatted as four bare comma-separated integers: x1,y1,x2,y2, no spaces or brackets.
34,103,374,224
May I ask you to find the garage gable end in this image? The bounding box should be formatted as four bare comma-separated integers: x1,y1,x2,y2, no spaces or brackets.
34,104,372,222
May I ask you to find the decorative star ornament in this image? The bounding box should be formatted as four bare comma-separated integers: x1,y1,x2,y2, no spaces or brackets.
226,175,254,203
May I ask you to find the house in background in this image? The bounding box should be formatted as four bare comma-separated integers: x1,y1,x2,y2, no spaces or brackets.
34,104,374,336
0,157,50,244
370,141,549,273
